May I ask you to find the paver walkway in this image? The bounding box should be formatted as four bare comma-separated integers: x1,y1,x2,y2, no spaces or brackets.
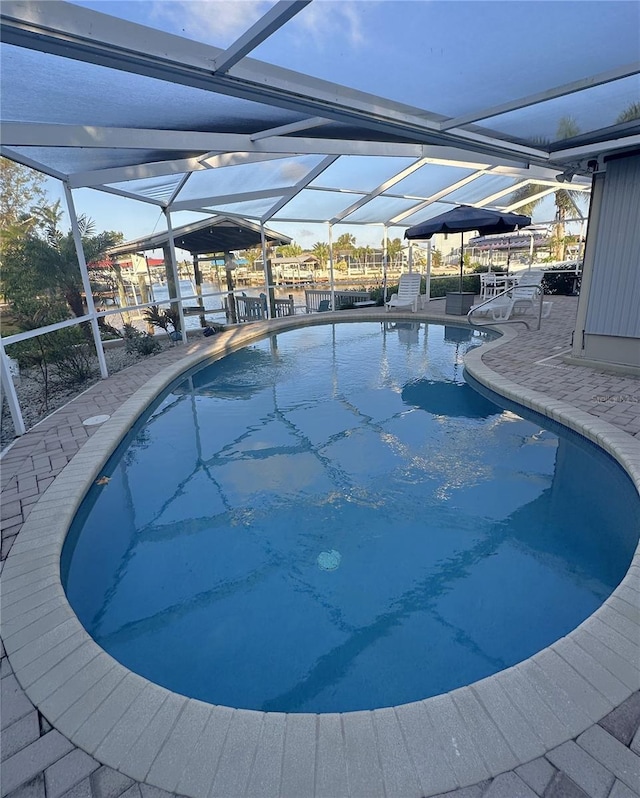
2,297,639,798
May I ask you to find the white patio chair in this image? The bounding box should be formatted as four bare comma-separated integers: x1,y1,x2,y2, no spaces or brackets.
480,273,507,300
385,272,422,312
469,296,514,321
511,270,545,315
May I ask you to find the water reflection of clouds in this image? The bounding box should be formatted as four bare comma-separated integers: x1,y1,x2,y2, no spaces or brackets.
65,322,638,711
211,452,333,504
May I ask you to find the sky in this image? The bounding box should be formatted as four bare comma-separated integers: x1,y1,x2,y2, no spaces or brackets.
34,0,635,253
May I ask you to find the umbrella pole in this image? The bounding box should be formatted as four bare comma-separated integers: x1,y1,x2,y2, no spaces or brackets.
459,232,464,294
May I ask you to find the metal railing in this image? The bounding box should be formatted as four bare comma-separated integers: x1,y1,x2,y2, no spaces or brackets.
467,285,547,331
304,289,371,312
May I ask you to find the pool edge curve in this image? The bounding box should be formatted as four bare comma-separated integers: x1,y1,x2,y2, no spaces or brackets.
2,310,639,797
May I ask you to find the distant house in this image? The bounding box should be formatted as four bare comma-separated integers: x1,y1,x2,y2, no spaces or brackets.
254,254,319,269
252,254,319,284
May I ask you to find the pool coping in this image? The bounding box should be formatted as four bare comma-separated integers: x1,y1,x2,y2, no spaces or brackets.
2,310,639,797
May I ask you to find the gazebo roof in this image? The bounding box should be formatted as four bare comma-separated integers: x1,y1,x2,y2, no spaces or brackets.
107,216,291,257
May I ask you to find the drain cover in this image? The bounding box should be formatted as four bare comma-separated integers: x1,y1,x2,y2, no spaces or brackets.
82,414,111,426
317,549,341,571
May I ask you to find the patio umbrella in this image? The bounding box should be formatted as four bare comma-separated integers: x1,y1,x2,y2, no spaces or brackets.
405,205,531,293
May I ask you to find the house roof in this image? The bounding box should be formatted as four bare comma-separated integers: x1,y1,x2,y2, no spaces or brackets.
1,1,639,231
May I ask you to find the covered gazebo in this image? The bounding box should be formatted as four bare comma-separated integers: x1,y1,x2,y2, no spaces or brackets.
107,215,292,325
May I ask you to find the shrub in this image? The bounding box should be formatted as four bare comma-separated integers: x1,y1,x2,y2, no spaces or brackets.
143,304,169,333
52,337,96,384
428,275,481,297
7,322,96,408
143,304,181,342
121,323,161,356
99,321,122,340
541,265,581,295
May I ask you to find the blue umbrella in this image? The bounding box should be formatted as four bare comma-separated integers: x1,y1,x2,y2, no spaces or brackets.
405,205,531,292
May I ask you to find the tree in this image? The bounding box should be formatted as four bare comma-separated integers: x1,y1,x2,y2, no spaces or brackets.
385,237,403,267
2,201,121,320
431,249,443,269
241,247,262,270
615,102,640,124
352,245,374,268
335,232,356,251
0,158,47,230
277,243,302,258
509,116,587,259
311,241,329,268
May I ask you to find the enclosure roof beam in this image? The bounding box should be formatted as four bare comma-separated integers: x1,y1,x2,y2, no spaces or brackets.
474,179,535,208
548,134,640,161
92,185,167,207
250,117,332,141
440,62,640,131
3,123,538,175
67,157,208,189
0,146,67,180
261,154,339,222
502,187,557,213
388,169,489,225
170,187,287,212
212,0,312,74
68,153,290,189
330,157,434,224
0,1,551,166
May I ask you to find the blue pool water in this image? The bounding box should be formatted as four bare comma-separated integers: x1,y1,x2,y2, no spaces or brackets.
63,322,639,713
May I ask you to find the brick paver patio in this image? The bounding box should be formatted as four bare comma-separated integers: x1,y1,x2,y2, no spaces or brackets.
1,296,639,798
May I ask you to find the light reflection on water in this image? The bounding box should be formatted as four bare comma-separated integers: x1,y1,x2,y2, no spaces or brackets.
63,322,639,713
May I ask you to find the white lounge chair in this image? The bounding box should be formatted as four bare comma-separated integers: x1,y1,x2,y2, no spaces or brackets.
511,270,546,315
470,268,553,321
469,296,514,321
385,272,422,312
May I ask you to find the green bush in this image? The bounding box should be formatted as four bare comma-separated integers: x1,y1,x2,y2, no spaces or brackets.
541,266,581,295
429,275,481,297
52,336,96,384
6,322,96,408
121,323,161,356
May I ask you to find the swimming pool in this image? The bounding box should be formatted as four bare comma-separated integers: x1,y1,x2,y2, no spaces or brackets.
62,321,639,713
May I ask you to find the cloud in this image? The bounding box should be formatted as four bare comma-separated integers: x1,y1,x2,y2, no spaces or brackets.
289,1,368,51
146,0,375,58
149,0,274,46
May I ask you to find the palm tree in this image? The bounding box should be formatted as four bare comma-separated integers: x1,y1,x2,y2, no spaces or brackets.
240,246,262,271
509,116,587,260
311,241,329,268
385,237,403,268
335,232,356,251
277,243,302,258
2,200,120,318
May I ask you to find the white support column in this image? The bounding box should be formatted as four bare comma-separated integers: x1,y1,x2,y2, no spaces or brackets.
425,241,432,304
260,224,271,319
328,223,335,311
0,340,26,436
63,183,108,378
382,226,389,303
163,209,187,343
529,231,535,267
